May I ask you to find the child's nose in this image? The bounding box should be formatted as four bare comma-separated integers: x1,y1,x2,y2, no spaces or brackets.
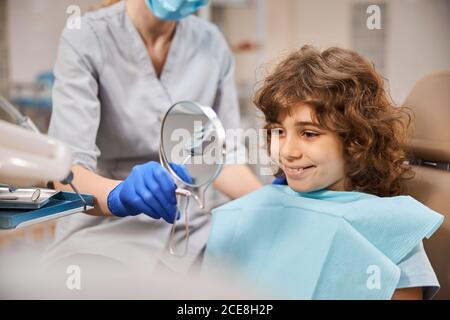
280,135,303,161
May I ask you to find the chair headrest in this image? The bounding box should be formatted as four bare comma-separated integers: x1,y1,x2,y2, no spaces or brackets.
403,71,450,163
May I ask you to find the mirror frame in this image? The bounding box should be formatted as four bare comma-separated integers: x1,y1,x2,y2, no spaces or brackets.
159,101,226,190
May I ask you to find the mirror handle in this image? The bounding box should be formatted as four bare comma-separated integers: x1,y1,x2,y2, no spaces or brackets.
169,190,191,257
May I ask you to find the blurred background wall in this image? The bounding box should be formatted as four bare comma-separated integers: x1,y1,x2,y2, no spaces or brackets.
4,0,449,108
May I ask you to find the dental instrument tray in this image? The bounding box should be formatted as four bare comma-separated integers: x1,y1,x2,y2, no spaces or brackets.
0,187,61,209
0,191,94,229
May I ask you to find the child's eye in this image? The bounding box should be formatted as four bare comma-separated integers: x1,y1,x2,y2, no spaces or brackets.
302,131,319,139
270,128,285,136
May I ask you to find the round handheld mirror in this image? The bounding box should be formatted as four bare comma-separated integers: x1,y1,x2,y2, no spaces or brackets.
159,101,226,256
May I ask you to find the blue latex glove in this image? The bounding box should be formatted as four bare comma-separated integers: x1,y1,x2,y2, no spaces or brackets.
272,176,288,185
108,161,186,223
170,163,193,185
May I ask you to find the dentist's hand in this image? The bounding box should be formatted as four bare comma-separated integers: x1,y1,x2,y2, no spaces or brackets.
107,161,181,223
170,163,193,185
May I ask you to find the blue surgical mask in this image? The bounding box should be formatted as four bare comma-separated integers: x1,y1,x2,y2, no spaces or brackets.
145,0,208,21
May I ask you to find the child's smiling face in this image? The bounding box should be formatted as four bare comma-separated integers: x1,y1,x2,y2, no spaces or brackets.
270,103,349,193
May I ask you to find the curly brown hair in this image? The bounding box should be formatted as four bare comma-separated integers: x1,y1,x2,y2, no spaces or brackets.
253,45,414,196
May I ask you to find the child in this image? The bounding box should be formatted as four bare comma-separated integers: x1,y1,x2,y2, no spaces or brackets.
202,46,443,300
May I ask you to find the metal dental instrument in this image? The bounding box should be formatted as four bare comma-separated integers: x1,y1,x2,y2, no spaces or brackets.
31,189,41,202
0,184,16,193
60,172,87,212
181,122,215,165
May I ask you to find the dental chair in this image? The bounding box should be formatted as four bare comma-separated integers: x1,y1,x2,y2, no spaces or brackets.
403,71,450,300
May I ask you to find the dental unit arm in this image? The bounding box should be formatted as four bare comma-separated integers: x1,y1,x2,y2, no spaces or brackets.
0,119,72,187
0,96,86,209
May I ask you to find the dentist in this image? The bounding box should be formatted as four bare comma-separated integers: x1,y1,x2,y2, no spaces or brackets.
46,0,261,271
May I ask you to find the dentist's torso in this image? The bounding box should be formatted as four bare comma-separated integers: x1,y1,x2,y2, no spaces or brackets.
45,2,239,272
